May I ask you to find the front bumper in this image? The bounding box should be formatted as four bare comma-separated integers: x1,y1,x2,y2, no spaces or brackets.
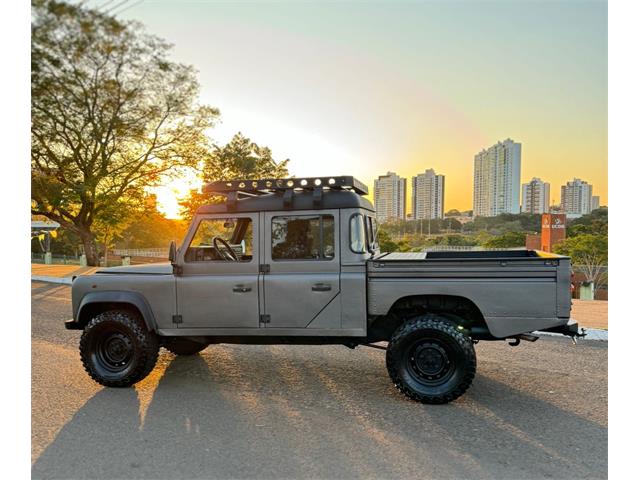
65,318,82,330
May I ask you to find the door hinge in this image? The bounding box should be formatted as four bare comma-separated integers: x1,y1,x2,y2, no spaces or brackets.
172,314,183,324
260,314,271,324
259,264,270,273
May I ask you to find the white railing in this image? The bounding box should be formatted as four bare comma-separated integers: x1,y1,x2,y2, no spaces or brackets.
111,248,167,258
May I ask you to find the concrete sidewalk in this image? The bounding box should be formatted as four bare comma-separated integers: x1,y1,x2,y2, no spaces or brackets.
31,264,99,285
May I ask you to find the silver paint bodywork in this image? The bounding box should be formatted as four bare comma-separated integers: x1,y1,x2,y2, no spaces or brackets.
367,253,571,338
71,197,572,340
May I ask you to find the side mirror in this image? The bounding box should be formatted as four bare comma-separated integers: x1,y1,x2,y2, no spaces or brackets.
169,241,177,264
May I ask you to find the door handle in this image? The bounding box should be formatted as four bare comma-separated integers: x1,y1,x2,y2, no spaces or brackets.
311,283,332,292
232,285,252,293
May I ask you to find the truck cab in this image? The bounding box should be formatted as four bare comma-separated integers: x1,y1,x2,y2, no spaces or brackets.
172,179,376,336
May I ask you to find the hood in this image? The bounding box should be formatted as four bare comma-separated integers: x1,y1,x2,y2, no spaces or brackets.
96,262,173,275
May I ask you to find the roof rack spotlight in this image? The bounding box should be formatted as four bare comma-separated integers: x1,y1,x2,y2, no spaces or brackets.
203,176,368,197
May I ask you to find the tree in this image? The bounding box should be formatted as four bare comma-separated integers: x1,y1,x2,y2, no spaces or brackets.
553,234,608,292
179,132,289,220
31,1,219,265
567,208,608,237
377,229,399,252
482,231,527,249
116,214,188,250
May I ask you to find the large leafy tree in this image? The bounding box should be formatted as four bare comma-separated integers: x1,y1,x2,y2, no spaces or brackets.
179,132,289,220
553,234,608,292
31,0,219,265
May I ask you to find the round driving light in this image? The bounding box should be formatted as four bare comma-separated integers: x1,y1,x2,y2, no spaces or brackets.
314,179,322,186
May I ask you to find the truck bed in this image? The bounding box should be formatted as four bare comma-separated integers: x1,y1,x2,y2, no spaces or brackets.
367,250,572,338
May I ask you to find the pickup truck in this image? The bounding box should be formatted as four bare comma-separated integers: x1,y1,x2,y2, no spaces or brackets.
66,176,581,404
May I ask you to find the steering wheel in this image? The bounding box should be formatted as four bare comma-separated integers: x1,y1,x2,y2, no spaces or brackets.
212,236,239,261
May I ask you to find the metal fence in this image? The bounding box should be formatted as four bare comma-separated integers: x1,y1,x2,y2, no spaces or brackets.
111,248,167,258
31,253,81,265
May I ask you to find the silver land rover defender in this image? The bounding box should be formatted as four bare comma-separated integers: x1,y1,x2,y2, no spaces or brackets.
66,176,582,404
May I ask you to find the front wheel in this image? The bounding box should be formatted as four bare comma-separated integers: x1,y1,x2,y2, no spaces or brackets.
386,314,476,404
80,310,159,387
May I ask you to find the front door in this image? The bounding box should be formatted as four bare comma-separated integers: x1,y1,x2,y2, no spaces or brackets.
177,213,259,328
262,210,341,329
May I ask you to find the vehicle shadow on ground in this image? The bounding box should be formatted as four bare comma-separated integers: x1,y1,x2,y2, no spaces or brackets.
32,347,607,479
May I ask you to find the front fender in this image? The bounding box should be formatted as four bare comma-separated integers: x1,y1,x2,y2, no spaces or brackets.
66,290,158,332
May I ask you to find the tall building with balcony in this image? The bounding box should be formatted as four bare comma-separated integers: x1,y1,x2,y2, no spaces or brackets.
473,138,522,217
411,169,445,220
561,178,594,217
521,177,550,214
374,171,406,222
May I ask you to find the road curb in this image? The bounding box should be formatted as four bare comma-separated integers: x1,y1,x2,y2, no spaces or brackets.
31,276,73,285
537,328,608,342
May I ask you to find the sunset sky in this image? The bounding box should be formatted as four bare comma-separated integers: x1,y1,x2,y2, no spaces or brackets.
95,0,607,218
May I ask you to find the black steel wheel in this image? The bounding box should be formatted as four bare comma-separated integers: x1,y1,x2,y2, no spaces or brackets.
80,310,159,387
386,314,476,404
164,338,208,356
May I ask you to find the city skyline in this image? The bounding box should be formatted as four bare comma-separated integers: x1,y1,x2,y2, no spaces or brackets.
373,160,600,219
102,0,607,218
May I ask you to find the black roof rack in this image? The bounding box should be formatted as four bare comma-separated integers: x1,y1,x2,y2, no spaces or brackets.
203,176,369,197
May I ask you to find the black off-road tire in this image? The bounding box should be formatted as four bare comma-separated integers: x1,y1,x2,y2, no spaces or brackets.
386,314,476,404
79,310,159,388
164,338,208,356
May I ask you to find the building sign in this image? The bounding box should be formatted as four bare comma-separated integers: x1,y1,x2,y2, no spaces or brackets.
542,216,565,229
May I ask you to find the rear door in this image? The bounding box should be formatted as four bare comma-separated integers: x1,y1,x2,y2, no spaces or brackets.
262,210,341,329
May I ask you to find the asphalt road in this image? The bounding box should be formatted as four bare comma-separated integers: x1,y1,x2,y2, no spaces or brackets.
31,281,607,479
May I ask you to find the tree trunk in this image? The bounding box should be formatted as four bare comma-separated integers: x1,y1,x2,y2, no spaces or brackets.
78,228,99,266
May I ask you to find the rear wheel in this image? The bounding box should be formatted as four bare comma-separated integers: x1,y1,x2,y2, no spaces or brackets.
386,314,476,404
164,338,208,356
80,310,159,387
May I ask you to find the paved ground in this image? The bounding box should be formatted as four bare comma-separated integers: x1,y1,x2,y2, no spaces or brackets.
31,264,98,277
32,281,607,479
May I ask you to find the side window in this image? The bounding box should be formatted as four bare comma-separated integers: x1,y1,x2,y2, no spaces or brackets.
350,214,366,253
272,215,335,260
366,215,377,251
185,217,253,262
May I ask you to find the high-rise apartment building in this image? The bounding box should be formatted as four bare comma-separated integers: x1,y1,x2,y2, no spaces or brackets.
411,169,445,220
591,196,600,211
473,138,522,217
374,171,406,222
561,178,594,217
521,177,550,214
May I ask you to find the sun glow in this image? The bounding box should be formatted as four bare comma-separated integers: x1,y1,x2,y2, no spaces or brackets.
151,169,203,219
